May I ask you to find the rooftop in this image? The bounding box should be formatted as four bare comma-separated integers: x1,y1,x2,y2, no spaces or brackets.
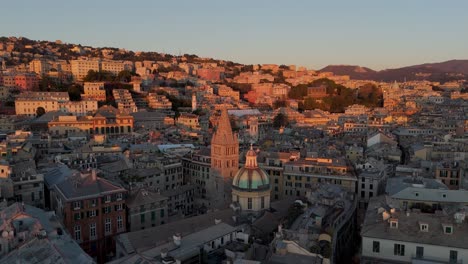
55,170,126,201
361,196,468,249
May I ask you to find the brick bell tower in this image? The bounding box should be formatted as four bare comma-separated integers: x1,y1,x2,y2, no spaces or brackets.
210,108,239,208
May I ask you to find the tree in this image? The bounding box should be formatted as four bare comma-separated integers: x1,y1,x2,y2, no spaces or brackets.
68,84,83,101
36,107,46,117
273,113,289,128
273,100,287,109
117,70,133,82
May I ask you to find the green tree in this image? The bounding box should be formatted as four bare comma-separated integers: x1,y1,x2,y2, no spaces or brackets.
117,70,133,82
288,84,308,99
36,107,46,117
273,113,289,128
273,100,287,109
68,84,83,101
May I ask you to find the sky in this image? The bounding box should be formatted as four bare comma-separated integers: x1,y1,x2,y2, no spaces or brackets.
1,0,468,70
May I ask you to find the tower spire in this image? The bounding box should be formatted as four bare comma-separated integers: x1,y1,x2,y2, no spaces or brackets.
212,108,234,144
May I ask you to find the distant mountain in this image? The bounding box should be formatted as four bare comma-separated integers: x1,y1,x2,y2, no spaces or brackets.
320,60,468,82
320,65,377,80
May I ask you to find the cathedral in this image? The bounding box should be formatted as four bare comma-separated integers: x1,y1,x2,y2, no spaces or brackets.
210,108,270,212
232,145,270,212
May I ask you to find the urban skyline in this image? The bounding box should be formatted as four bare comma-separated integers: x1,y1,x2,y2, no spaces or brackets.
1,0,468,70
0,2,467,264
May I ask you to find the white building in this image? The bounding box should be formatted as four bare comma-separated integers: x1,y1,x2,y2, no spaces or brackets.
361,196,467,264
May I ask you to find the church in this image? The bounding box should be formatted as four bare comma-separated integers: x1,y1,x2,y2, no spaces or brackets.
210,108,270,212
232,145,270,212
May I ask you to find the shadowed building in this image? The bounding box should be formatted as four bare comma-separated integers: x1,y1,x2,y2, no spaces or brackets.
210,108,239,208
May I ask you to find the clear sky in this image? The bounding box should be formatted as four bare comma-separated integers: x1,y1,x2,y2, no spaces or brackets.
1,0,467,70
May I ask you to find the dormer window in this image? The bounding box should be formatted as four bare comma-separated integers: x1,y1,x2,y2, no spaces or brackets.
420,223,429,232
443,224,453,234
415,192,419,197
390,219,398,229
442,193,447,198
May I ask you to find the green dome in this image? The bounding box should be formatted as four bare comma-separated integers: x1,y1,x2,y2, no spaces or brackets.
232,167,270,191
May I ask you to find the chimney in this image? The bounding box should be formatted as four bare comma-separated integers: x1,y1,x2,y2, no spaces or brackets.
91,169,97,181
173,233,182,246
161,248,168,258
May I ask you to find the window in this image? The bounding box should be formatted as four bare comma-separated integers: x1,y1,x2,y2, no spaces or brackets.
248,198,252,210
444,225,453,234
390,219,398,229
89,223,96,239
90,199,97,207
116,193,123,201
394,244,405,256
104,206,111,214
74,212,81,220
450,250,458,263
105,218,112,235
89,210,96,218
416,246,424,259
141,214,145,223
420,223,428,232
115,204,123,211
117,215,123,230
74,225,81,241
151,211,156,221
261,197,265,209
104,195,111,203
160,209,164,218
372,241,380,253
73,201,81,210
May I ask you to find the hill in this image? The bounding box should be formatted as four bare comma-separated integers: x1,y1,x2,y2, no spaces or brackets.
320,60,468,82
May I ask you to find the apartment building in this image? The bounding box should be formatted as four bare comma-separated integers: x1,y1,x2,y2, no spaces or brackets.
126,188,168,231
435,161,464,190
71,59,100,80
29,59,51,75
101,60,126,75
113,89,137,113
147,93,172,109
83,82,106,101
59,99,98,116
282,157,357,196
15,91,68,115
176,113,200,130
53,170,127,262
15,91,98,116
361,196,467,264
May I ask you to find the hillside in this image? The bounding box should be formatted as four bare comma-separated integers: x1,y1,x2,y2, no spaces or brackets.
320,60,468,82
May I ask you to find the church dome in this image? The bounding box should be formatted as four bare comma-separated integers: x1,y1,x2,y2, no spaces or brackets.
232,145,270,191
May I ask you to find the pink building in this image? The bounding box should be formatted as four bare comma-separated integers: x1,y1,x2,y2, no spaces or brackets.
197,68,224,81
14,73,39,90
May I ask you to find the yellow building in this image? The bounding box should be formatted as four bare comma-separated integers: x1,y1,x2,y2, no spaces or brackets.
70,59,100,80
48,106,134,136
176,113,200,130
83,82,106,101
15,92,98,117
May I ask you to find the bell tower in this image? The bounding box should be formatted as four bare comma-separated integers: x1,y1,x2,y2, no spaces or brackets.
210,108,239,208
211,108,239,180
